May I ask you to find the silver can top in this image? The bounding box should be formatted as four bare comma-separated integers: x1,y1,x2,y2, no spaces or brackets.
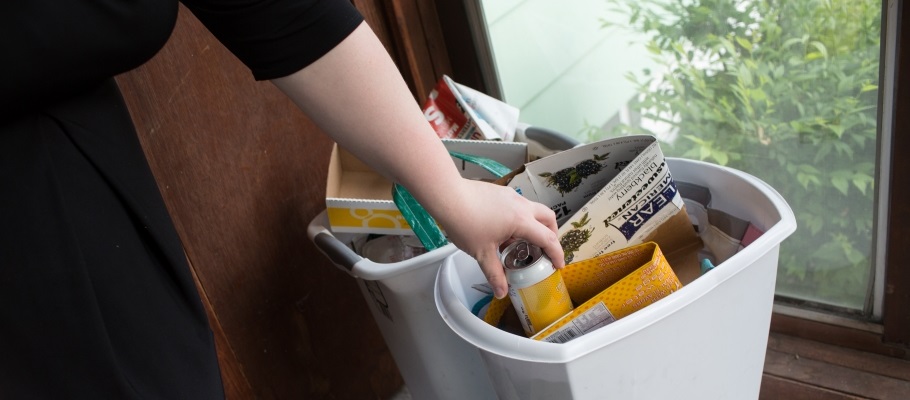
501,240,543,271
501,240,555,289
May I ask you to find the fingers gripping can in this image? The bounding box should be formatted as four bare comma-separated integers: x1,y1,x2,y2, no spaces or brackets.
501,240,574,337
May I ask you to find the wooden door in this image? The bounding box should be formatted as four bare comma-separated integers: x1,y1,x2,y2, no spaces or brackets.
115,1,460,398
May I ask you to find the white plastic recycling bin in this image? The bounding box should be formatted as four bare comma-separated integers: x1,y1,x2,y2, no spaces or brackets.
307,212,499,399
306,126,579,399
435,158,797,400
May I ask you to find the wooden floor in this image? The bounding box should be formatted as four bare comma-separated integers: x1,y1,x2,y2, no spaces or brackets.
387,332,910,399
760,333,910,400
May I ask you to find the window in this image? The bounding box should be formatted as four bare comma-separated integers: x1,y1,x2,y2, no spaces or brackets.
457,0,908,345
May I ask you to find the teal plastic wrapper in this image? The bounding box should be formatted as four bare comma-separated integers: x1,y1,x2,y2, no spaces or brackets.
392,151,512,250
448,151,513,178
392,183,449,250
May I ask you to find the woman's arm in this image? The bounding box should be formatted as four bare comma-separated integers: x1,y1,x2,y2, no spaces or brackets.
272,22,563,298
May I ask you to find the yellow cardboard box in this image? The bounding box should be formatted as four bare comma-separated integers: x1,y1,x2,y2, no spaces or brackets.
483,242,681,343
325,139,528,234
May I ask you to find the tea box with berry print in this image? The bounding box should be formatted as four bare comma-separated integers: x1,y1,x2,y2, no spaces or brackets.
503,135,700,268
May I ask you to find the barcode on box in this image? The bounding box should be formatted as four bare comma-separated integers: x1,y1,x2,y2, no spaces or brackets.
542,302,616,344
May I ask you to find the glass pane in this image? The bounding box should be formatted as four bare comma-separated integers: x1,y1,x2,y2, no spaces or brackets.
479,0,882,311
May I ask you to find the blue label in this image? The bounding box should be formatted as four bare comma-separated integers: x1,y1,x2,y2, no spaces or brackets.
616,182,678,240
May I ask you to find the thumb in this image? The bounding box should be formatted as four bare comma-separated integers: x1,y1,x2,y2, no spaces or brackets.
476,249,509,299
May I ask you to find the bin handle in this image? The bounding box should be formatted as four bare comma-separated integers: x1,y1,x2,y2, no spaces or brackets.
521,125,582,150
312,231,362,272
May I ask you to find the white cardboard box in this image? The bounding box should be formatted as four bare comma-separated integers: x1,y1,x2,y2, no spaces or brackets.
506,135,657,224
504,135,699,267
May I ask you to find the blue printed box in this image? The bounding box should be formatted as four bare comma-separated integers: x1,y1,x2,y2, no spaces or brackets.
505,135,697,265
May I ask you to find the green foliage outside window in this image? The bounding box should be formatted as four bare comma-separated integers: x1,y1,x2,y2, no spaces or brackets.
596,0,881,309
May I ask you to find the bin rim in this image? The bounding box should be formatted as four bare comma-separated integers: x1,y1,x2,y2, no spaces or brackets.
435,157,797,363
307,210,458,281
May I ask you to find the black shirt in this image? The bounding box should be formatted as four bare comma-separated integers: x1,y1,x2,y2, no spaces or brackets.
0,1,362,398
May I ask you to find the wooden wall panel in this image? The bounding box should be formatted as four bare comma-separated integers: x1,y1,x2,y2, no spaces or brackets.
115,5,403,399
354,0,453,102
385,0,452,101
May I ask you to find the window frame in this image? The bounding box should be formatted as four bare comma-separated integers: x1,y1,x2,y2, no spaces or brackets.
881,0,909,348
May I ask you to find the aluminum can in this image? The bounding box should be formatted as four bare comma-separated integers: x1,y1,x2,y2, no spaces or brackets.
501,240,574,337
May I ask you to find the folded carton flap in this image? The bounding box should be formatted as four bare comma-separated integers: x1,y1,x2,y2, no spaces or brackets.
641,207,703,285
666,250,701,286
563,242,655,304
493,165,526,187
442,139,527,163
444,139,527,180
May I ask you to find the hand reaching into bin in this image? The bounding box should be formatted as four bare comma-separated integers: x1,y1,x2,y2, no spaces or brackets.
273,22,564,299
427,179,565,299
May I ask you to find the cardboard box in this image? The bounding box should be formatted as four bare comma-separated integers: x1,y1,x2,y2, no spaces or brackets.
422,75,519,141
533,241,681,343
325,139,528,235
503,135,701,271
505,135,657,224
482,242,681,343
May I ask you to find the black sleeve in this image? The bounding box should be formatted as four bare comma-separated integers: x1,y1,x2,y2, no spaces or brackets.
181,0,364,80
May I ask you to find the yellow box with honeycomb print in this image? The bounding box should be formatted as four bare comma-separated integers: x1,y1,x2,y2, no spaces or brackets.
483,242,680,343
326,140,527,234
